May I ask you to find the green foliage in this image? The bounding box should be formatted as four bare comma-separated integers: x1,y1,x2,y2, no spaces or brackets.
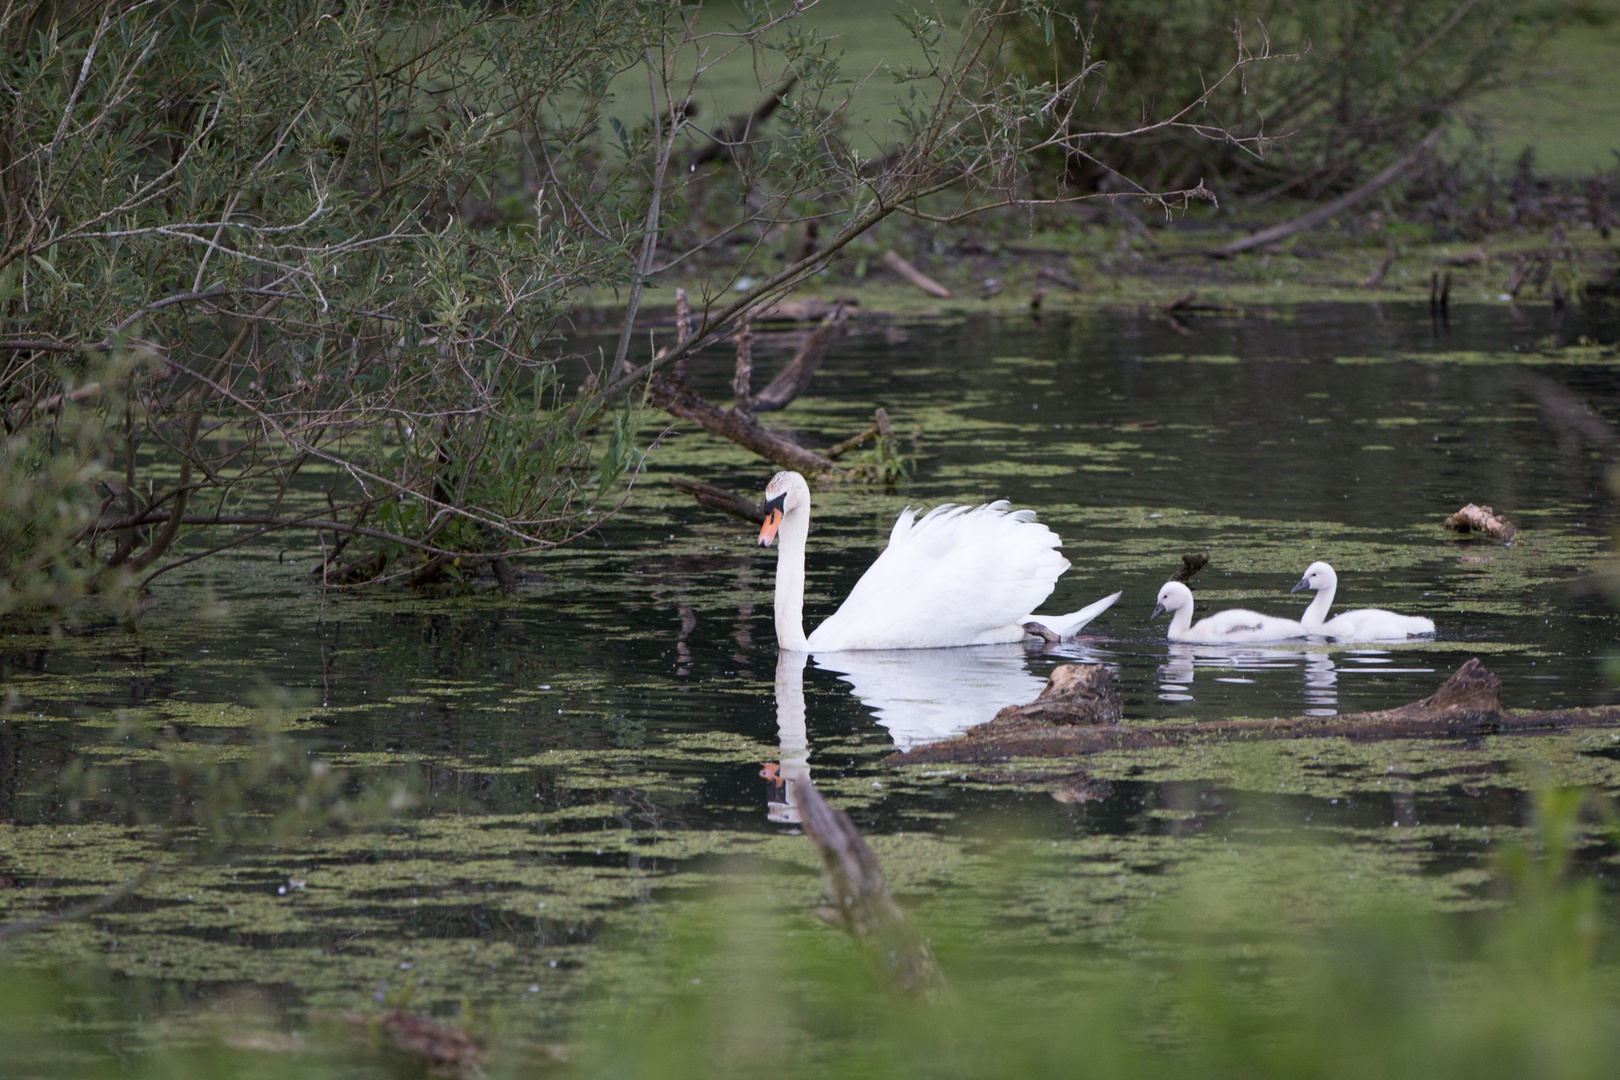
1010,0,1570,195
1,0,663,596
0,351,137,618
582,785,1620,1080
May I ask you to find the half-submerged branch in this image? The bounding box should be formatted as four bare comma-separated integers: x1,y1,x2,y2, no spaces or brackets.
887,659,1620,766
795,777,945,998
647,374,845,477
749,305,847,412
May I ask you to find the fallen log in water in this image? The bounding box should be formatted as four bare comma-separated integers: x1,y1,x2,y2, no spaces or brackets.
886,659,1620,767
982,663,1121,728
881,250,951,298
1445,503,1517,544
794,777,945,998
749,305,848,412
648,374,845,477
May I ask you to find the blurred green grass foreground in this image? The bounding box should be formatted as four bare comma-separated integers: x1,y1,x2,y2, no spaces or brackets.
4,784,1620,1080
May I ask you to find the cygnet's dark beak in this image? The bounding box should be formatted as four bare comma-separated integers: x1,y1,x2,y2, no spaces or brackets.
1291,576,1310,594
758,493,787,547
1150,600,1167,620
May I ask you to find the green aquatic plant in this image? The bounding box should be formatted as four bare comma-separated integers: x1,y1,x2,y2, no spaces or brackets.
578,783,1620,1080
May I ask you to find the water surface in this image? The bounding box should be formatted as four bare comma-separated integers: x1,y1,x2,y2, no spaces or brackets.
3,301,1619,1054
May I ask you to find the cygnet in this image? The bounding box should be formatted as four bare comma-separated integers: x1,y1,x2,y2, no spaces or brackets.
1152,580,1309,643
1292,561,1436,640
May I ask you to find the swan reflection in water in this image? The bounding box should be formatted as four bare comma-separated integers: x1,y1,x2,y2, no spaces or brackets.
1157,644,1433,716
767,651,812,824
765,644,1096,822
815,644,1067,750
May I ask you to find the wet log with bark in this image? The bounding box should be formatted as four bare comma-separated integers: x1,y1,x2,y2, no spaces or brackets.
647,374,845,477
748,305,848,412
794,776,946,998
983,664,1122,728
886,660,1620,766
1444,503,1517,544
881,250,951,298
1171,552,1210,583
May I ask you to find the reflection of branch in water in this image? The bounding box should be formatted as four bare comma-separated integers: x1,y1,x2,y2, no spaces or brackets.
676,603,696,676
733,560,754,654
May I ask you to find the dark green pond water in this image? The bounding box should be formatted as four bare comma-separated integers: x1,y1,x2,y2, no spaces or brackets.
4,301,1620,1061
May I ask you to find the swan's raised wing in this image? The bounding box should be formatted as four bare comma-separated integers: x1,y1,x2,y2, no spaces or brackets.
807,502,1069,650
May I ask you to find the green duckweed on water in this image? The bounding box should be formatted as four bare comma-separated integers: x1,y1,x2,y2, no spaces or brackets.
4,305,1620,1075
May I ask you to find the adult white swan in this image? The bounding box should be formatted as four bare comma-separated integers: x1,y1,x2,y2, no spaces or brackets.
757,471,1121,650
1151,580,1308,643
1292,561,1436,640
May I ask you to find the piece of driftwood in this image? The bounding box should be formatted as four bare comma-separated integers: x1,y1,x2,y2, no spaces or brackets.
1160,290,1240,314
1503,255,1536,298
794,777,945,998
875,406,895,457
1213,126,1443,258
986,664,1121,728
672,288,693,381
885,659,1620,766
1171,552,1210,584
1444,503,1517,544
749,305,848,413
648,374,844,477
670,477,764,523
826,423,879,460
881,250,951,298
1362,246,1398,288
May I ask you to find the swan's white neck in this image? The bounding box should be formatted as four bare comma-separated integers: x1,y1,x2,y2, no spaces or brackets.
772,504,812,651
1301,581,1336,627
1167,603,1194,639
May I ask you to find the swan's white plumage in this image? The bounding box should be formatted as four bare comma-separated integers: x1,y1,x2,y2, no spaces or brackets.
762,472,1119,651
1294,561,1436,640
1153,580,1308,644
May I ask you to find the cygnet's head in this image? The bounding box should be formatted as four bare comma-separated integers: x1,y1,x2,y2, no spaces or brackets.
758,471,810,547
1292,560,1338,594
1151,580,1194,620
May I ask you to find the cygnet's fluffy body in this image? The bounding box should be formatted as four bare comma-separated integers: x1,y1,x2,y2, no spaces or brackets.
1151,580,1308,643
1293,561,1436,641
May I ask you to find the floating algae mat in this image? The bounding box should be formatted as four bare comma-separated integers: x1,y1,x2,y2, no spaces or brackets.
3,302,1620,1063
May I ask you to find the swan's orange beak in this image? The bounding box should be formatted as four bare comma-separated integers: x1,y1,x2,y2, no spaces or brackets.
759,508,782,546
758,493,786,546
